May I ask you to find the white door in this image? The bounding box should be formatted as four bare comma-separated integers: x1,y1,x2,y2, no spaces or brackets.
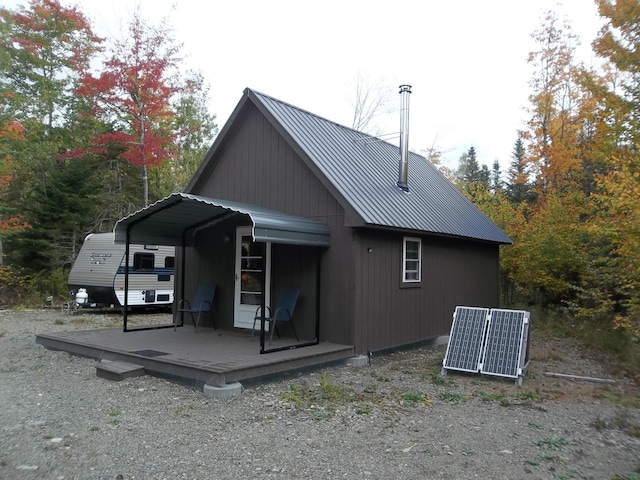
234,227,271,329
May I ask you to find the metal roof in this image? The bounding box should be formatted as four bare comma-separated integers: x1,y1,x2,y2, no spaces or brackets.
248,89,512,244
114,193,330,247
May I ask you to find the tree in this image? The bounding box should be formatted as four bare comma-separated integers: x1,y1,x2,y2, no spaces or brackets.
524,10,584,195
455,146,480,184
585,0,640,336
502,9,600,312
454,146,490,198
154,70,218,194
0,0,100,273
0,0,100,129
593,0,640,147
0,110,29,266
349,73,393,135
490,159,502,194
76,8,187,207
505,136,534,205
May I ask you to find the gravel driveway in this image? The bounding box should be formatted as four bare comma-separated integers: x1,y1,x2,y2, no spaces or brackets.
1,309,639,480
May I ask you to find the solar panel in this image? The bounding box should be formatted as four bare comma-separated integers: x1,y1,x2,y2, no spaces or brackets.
480,309,530,382
441,306,489,373
441,306,531,384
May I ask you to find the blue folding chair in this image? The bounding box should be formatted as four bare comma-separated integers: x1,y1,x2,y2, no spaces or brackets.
174,284,216,331
252,289,300,344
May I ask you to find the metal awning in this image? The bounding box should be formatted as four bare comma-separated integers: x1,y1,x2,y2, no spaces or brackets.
113,193,330,247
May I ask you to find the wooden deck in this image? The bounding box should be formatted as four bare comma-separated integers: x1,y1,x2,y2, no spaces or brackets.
36,324,355,390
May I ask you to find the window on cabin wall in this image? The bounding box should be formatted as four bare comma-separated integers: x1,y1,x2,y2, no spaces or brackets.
402,237,421,283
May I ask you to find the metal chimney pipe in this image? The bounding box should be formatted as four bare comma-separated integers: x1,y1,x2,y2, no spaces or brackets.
397,84,412,192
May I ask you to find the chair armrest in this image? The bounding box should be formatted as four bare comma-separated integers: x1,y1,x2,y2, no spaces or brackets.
177,299,191,310
254,305,271,319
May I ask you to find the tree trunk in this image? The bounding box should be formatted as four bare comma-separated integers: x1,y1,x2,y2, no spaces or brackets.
142,163,148,207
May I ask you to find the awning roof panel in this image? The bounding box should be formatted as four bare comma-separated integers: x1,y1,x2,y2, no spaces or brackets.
114,193,330,247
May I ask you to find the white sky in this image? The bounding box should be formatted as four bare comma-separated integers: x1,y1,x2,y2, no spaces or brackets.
18,0,606,170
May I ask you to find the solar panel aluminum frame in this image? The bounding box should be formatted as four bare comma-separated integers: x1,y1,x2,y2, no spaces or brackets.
441,306,490,374
480,309,530,384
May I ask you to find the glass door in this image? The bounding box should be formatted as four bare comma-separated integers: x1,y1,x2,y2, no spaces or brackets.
234,227,270,329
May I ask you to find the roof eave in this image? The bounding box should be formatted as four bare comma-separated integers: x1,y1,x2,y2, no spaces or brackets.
355,223,513,245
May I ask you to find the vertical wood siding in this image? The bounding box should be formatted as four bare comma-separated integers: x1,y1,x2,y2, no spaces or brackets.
188,107,355,341
353,229,500,353
185,105,501,352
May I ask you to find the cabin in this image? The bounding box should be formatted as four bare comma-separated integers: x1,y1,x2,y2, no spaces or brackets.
114,86,511,355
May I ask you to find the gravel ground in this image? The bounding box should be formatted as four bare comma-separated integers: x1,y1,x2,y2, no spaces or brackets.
1,308,639,480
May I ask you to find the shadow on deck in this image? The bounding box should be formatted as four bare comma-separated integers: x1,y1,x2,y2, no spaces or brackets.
36,325,356,392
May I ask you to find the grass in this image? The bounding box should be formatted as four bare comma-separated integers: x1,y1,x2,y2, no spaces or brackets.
312,411,332,420
611,473,640,480
538,452,561,462
592,409,640,438
429,372,452,386
279,373,362,409
174,404,198,414
438,392,468,404
319,372,353,402
370,371,391,382
400,392,431,406
530,305,640,380
604,394,640,409
475,390,506,402
514,389,544,402
534,435,570,450
107,409,121,425
280,384,304,408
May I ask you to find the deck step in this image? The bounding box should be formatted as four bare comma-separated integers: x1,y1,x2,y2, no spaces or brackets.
97,360,145,381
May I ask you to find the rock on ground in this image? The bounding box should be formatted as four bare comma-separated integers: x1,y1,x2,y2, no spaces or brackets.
0,309,639,480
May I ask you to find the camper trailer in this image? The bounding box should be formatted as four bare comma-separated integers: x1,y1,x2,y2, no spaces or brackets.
68,232,175,309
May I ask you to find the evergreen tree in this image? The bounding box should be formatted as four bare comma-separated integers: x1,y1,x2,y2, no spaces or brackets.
505,137,534,205
490,159,503,193
455,146,481,186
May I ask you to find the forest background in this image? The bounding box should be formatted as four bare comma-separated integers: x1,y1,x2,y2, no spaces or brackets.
0,0,638,371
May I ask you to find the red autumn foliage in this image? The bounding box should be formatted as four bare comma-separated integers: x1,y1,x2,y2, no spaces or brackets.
75,10,182,170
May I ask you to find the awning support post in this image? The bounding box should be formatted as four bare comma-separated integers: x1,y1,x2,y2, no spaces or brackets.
259,241,267,353
315,247,321,342
123,229,130,331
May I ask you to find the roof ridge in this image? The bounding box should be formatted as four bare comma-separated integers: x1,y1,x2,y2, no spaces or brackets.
246,87,420,157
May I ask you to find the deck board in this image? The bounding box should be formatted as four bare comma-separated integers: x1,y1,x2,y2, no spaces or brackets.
36,326,355,388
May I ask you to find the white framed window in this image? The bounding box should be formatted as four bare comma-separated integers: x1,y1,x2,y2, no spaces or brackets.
402,237,421,283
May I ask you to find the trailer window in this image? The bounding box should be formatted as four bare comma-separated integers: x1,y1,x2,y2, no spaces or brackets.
133,252,155,271
165,256,174,269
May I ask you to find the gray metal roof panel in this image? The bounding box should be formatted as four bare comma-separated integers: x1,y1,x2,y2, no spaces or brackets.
114,193,330,247
250,89,512,245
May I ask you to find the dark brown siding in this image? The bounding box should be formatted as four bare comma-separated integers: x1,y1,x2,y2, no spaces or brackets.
176,217,242,329
186,107,356,343
182,104,501,352
353,229,500,353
